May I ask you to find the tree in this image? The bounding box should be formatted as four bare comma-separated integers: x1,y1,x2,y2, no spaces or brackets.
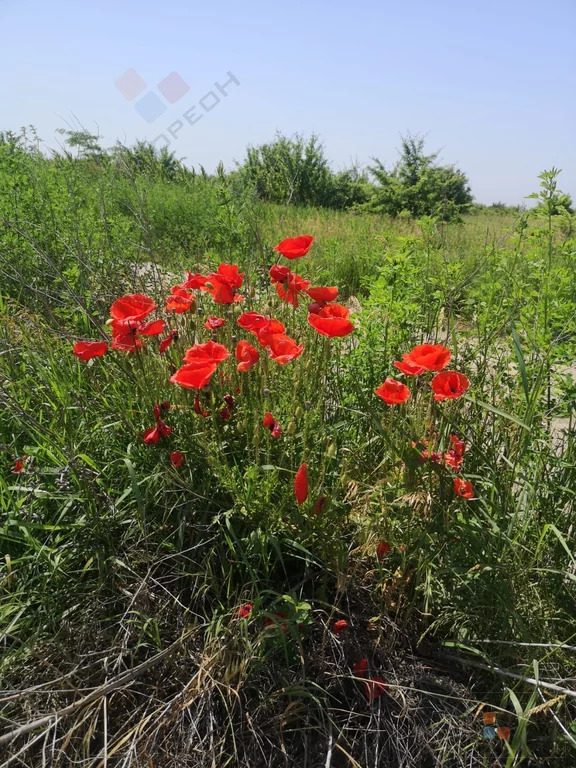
367,135,473,220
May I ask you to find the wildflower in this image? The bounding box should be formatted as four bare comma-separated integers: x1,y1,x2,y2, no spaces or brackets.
170,362,218,390
73,341,108,360
267,334,304,365
220,406,232,421
294,463,309,505
12,458,26,473
274,234,314,259
431,371,470,401
269,264,291,283
201,263,244,304
307,303,354,337
142,418,172,444
454,477,474,499
305,286,338,304
236,603,253,619
165,287,195,314
183,341,230,365
111,332,144,352
235,340,260,372
159,329,179,355
256,319,286,347
374,378,410,405
263,411,282,438
397,344,451,373
193,394,210,416
110,293,156,323
394,359,426,376
364,676,387,702
170,451,184,467
205,315,226,330
353,658,368,677
274,271,311,307
179,271,207,290
223,394,236,410
376,540,391,560
332,619,349,635
445,434,466,471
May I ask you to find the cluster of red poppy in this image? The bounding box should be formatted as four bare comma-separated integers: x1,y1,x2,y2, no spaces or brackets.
374,344,475,499
374,344,470,405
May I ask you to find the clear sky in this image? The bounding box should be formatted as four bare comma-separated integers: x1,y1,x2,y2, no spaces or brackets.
1,0,574,204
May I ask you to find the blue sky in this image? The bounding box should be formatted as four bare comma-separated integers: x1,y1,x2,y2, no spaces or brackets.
1,0,574,204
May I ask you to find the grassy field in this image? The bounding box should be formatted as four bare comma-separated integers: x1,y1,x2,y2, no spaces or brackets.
1,144,576,766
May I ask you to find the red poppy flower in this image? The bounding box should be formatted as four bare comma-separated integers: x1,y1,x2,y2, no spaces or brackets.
274,235,314,259
421,449,443,464
332,619,349,635
12,458,26,473
305,286,338,304
111,332,144,352
166,287,195,314
267,334,304,365
235,340,260,372
142,418,172,444
179,271,207,290
205,315,226,330
110,294,156,322
237,311,269,332
454,477,474,499
376,540,391,560
236,603,253,619
256,319,286,347
159,329,179,354
73,341,108,361
353,658,368,677
313,496,326,515
394,359,426,376
183,341,230,365
170,362,217,390
139,318,166,336
307,303,354,338
201,263,244,304
374,378,410,405
431,371,470,401
194,394,210,417
364,676,387,702
275,272,311,307
170,451,184,467
263,411,282,438
294,463,308,505
401,344,451,372
220,406,232,421
269,264,291,283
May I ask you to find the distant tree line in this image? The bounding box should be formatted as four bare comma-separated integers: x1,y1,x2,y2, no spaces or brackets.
1,127,572,221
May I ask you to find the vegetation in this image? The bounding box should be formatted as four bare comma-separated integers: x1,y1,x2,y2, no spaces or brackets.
1,129,575,767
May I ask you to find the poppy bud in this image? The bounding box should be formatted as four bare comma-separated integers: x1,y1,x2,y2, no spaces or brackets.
304,401,312,410
223,394,235,410
326,443,337,458
263,388,270,397
295,406,303,419
237,420,246,434
287,421,296,435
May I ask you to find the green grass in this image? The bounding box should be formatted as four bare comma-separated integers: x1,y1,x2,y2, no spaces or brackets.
1,145,575,767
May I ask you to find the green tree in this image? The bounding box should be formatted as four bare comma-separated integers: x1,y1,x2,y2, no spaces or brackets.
367,135,473,220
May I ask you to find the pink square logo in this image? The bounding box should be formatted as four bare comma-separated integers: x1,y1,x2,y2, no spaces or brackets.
115,68,147,101
157,72,190,104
